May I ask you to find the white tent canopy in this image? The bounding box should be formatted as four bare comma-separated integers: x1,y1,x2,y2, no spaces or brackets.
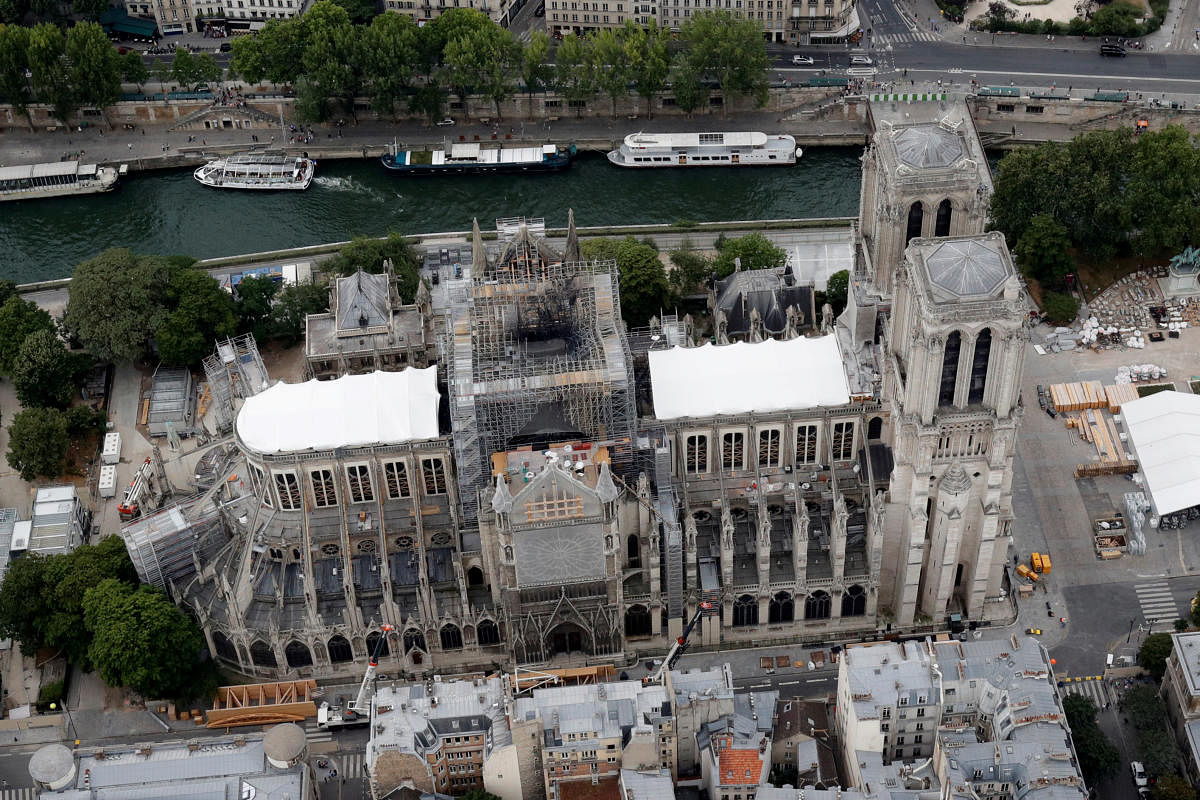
236,368,441,454
1122,390,1200,515
647,336,851,420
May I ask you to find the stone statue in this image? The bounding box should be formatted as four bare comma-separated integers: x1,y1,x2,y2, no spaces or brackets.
683,313,695,346
714,308,729,345
649,315,661,333
721,507,734,551
821,302,834,334
685,515,698,551
784,305,805,340
748,307,764,343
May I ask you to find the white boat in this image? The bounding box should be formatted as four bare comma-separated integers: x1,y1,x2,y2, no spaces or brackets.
607,131,801,168
193,152,315,191
0,161,123,202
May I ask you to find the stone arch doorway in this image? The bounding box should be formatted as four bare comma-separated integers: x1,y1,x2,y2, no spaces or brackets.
328,635,353,663
547,622,589,656
625,604,652,637
906,201,924,244
867,416,883,441
366,630,390,657
285,640,313,668
250,641,277,668
935,198,952,237
467,566,485,586
211,631,238,663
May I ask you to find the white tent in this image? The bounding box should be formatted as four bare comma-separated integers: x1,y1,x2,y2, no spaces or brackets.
647,336,851,420
1122,390,1200,515
236,368,441,454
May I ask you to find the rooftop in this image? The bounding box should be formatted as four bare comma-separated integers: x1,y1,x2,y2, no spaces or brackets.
892,124,965,170
1170,632,1200,697
1122,391,1200,515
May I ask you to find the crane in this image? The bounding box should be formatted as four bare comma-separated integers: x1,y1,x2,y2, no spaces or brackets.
643,600,714,686
117,458,154,521
317,624,395,730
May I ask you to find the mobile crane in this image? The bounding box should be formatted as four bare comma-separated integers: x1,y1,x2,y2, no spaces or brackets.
117,458,154,521
317,624,395,730
643,600,715,686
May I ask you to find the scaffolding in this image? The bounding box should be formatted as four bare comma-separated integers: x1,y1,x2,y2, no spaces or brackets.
446,218,636,523
201,334,270,432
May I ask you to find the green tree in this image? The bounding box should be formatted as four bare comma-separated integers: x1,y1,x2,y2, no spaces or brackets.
409,84,447,123
150,58,170,92
27,23,76,124
591,28,630,118
713,232,786,278
121,49,150,92
39,537,137,668
520,32,553,118
325,233,421,300
193,52,223,87
67,21,122,112
1138,727,1182,778
1153,775,1198,800
668,52,705,116
236,275,281,342
64,248,174,362
0,280,17,306
1040,291,1079,325
272,280,330,344
155,268,237,366
1062,694,1121,784
582,237,669,326
83,579,207,699
669,238,712,296
71,0,108,17
0,294,55,375
624,20,670,118
1191,591,1200,628
1128,127,1200,255
11,329,90,409
444,23,521,119
0,25,33,117
359,12,419,117
331,0,378,22
296,1,361,122
170,46,201,90
679,10,769,115
1015,214,1073,287
6,406,70,481
554,34,597,116
826,269,850,315
0,553,55,654
421,6,496,70
1089,0,1141,35
1138,632,1175,679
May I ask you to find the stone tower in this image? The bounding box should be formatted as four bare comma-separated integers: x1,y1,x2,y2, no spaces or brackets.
881,232,1028,625
859,113,992,297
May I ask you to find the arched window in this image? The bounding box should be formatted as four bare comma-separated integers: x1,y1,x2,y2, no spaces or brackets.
212,632,238,663
939,331,961,407
440,624,463,651
467,566,485,586
478,619,501,646
805,591,831,620
366,630,390,657
328,635,353,663
968,328,991,405
867,416,883,441
625,604,652,637
768,591,794,624
733,594,758,627
285,640,313,668
935,198,952,237
906,201,924,244
842,585,867,617
627,534,641,568
250,641,277,668
403,628,426,653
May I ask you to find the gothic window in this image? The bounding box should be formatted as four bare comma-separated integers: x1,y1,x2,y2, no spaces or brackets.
311,469,336,507
804,590,831,620
685,434,708,474
831,421,855,462
625,604,652,637
328,635,353,663
939,331,962,407
403,628,426,652
274,472,300,510
440,623,463,650
478,619,501,645
284,640,313,668
795,424,818,464
867,416,883,441
906,201,924,244
250,641,277,667
758,428,781,468
384,460,411,498
627,534,641,568
722,431,745,471
367,630,390,656
347,464,374,503
467,566,485,586
211,631,238,663
421,458,448,494
250,464,268,502
768,591,794,623
321,543,339,556
842,584,867,617
968,329,991,405
733,594,758,627
935,198,952,237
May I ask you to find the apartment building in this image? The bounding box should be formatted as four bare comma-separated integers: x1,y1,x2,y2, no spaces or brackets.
1162,631,1200,783
383,0,506,26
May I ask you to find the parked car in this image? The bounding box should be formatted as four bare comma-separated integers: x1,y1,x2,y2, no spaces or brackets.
1130,761,1148,789
792,55,815,65
1026,628,1042,635
435,117,456,126
850,55,873,65
219,42,232,52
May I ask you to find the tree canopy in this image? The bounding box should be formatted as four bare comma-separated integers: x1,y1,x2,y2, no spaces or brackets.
1062,694,1120,785
155,268,238,366
64,248,175,363
582,237,670,326
0,294,54,375
825,270,850,315
12,329,91,409
1015,214,1074,289
6,406,70,481
272,280,331,344
713,232,787,278
1138,632,1174,679
325,233,421,301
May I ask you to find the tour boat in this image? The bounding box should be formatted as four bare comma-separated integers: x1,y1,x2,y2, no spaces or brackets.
381,141,576,175
0,161,124,202
193,152,316,191
607,131,801,168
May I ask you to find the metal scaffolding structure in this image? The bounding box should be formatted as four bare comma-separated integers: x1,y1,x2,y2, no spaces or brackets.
202,334,270,432
446,218,636,523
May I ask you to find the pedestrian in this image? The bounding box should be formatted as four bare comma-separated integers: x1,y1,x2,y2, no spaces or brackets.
128,142,133,151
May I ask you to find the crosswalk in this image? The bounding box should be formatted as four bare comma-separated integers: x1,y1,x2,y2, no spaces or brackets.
1060,677,1113,709
0,787,36,800
339,752,366,779
304,719,332,744
873,31,941,45
1134,580,1182,624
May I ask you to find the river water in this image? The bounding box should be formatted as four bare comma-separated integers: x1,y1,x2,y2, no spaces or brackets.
0,148,864,284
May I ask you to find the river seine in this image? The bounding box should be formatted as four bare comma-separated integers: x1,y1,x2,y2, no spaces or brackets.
0,148,864,284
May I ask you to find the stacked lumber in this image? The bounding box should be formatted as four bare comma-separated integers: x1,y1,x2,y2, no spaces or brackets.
1074,460,1138,478
1049,381,1106,411
1105,383,1139,413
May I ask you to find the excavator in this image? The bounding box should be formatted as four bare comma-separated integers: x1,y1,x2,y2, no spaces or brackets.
317,624,395,730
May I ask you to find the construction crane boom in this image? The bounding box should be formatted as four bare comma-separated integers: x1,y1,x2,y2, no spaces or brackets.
644,601,714,686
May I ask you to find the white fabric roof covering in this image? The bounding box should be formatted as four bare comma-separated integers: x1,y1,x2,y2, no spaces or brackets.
1122,390,1200,515
236,368,440,454
648,336,850,420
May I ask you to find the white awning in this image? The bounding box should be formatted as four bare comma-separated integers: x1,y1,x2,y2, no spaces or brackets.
648,336,851,420
1122,390,1200,515
236,368,441,454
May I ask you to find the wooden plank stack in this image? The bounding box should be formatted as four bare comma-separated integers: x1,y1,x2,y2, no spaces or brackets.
1049,381,1107,411
1104,383,1139,413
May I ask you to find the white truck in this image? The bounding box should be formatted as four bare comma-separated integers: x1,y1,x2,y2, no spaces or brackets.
316,624,395,730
